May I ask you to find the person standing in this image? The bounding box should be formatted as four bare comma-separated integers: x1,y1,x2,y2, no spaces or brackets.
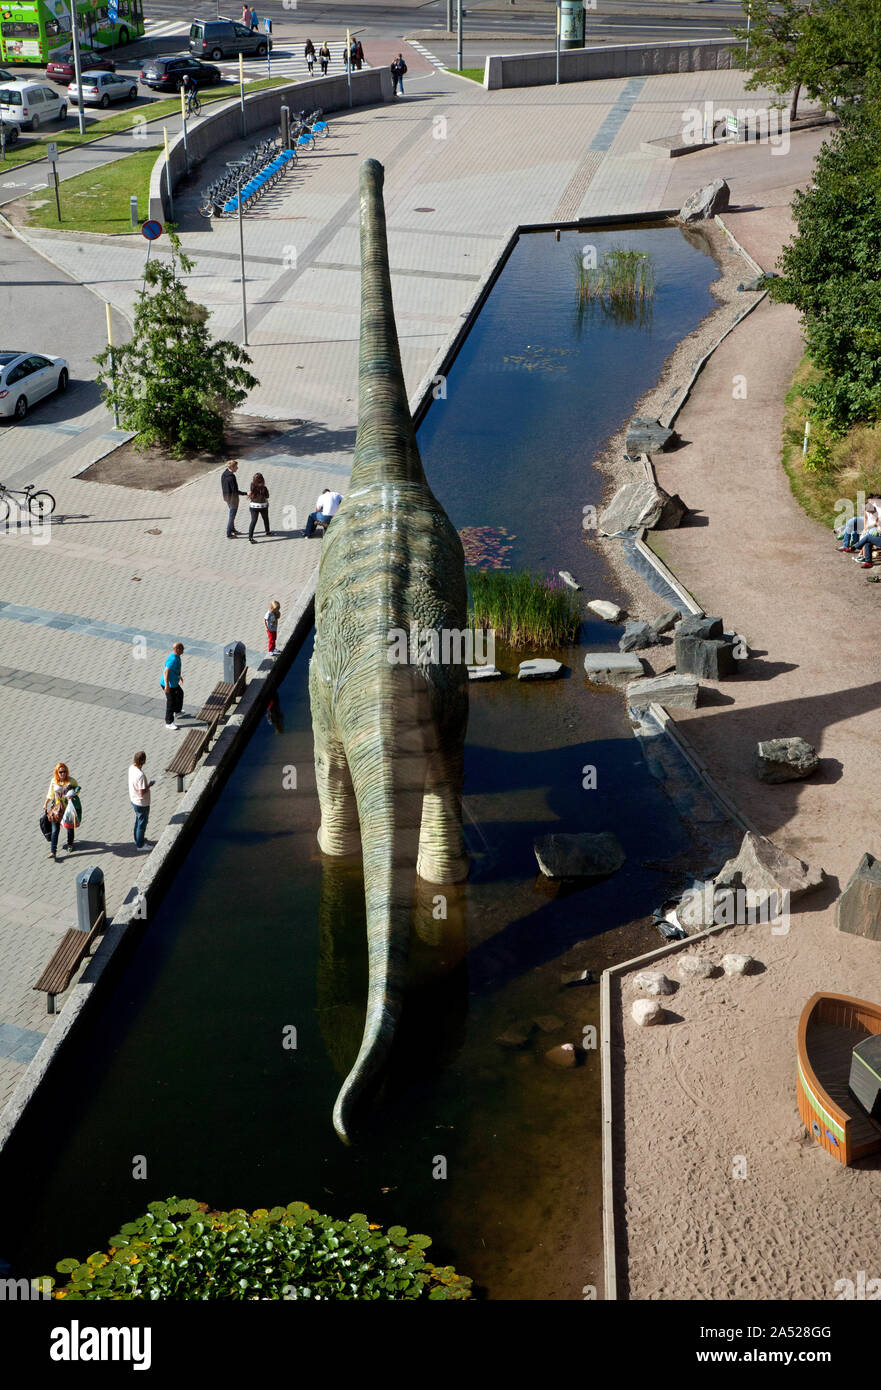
391,53,407,96
348,38,357,69
161,642,185,730
319,40,331,75
129,752,155,850
250,5,259,30
354,39,364,69
248,472,271,543
43,762,81,860
304,485,343,537
264,599,281,654
241,4,251,26
221,459,245,538
305,37,316,73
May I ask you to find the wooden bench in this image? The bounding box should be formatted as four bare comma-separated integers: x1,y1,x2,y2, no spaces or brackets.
34,911,106,1014
165,667,247,791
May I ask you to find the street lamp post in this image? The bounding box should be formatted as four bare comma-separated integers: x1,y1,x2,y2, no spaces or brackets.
227,161,248,347
69,0,86,135
457,0,463,73
746,1,752,61
556,0,561,84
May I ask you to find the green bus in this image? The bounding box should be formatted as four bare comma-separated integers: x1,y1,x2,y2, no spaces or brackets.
0,0,145,67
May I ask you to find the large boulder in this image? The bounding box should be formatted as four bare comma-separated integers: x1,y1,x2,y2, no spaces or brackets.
715,831,825,905
755,737,820,783
677,614,723,640
625,673,700,710
625,417,675,455
598,478,683,534
675,633,738,679
534,831,626,880
836,853,881,942
680,178,731,223
584,652,646,688
619,620,656,652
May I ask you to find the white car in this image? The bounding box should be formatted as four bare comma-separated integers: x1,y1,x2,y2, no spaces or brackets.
0,351,69,422
68,70,138,107
0,80,67,129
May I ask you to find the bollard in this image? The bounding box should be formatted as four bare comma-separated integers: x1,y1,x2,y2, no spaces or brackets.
224,640,246,685
280,104,290,150
76,866,105,934
130,194,138,229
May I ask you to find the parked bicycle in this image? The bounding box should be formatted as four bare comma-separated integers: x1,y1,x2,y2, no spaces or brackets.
0,481,56,523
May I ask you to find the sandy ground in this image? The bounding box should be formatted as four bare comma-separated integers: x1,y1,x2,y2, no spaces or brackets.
606,187,881,1297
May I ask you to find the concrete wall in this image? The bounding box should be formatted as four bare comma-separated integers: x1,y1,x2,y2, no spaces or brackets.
149,66,392,222
484,39,747,91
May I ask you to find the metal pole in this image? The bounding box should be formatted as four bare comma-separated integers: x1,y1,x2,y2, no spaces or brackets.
180,85,189,174
69,0,86,135
346,27,352,106
239,52,246,139
457,0,462,72
556,0,561,83
228,162,248,346
106,301,120,428
745,2,751,61
163,125,174,222
53,165,61,220
446,0,452,31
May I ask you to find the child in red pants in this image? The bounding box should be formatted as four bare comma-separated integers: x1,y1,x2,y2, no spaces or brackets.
265,599,280,654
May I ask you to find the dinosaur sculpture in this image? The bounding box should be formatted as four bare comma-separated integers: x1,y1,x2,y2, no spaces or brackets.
309,157,470,1144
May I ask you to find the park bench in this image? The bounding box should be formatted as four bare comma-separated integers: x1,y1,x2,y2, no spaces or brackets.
33,910,106,1015
165,666,247,792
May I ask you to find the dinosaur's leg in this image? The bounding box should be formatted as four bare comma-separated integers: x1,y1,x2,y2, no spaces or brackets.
313,710,362,857
417,745,469,884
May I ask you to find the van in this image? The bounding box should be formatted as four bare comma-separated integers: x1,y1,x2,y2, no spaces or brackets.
188,19,271,60
0,80,67,130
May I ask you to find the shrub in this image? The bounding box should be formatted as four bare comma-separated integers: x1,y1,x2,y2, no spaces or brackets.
468,568,581,648
45,1198,473,1301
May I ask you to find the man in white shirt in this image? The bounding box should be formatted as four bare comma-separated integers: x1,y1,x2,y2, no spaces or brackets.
129,751,155,851
304,486,343,537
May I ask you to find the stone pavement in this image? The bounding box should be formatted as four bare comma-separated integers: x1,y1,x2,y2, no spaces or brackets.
0,56,827,1113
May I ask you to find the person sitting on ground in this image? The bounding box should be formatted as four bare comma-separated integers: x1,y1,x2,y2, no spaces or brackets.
853,513,881,569
839,495,881,551
304,486,343,537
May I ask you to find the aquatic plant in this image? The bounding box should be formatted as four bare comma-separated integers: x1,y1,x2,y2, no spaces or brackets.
573,246,656,325
468,567,582,648
45,1197,473,1300
459,525,516,569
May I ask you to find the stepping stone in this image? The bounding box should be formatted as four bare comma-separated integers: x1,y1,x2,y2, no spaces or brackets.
534,831,625,879
625,673,700,709
558,570,581,590
518,658,564,680
467,665,502,680
588,599,626,623
584,652,646,688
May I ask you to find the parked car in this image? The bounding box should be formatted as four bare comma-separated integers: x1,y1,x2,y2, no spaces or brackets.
46,50,117,84
139,55,222,92
0,69,15,83
0,351,69,421
68,71,138,107
189,18,271,60
0,81,67,129
0,118,20,147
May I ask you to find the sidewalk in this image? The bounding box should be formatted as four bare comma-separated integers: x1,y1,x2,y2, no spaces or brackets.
0,59,826,1115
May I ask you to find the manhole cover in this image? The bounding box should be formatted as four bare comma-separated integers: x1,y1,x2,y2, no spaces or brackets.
414,207,435,213
145,528,162,535
131,576,141,582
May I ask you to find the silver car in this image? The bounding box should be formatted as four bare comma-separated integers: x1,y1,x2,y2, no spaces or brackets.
68,71,138,107
0,351,69,421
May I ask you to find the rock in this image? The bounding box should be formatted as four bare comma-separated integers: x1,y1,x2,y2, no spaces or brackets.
588,599,626,623
715,831,825,905
677,954,717,980
738,274,774,291
467,664,503,680
632,999,665,1026
837,852,881,941
755,737,820,783
584,652,646,688
533,1014,565,1032
648,608,680,639
677,881,721,930
534,831,626,879
561,969,596,987
626,673,700,710
679,177,731,223
677,614,724,640
558,570,581,591
598,478,678,534
653,491,689,530
721,953,755,976
675,633,738,679
496,1024,536,1050
518,658,564,681
619,620,655,652
633,969,676,997
545,1043,580,1068
625,416,675,455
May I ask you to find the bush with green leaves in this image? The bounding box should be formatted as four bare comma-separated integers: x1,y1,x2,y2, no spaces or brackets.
94,231,258,457
46,1198,472,1301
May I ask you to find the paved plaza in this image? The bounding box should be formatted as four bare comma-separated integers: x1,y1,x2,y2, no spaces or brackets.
0,50,826,1113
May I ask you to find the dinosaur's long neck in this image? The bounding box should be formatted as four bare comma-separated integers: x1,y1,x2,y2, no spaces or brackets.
350,158,426,490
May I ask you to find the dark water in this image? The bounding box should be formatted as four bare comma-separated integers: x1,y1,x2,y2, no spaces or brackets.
0,226,720,1299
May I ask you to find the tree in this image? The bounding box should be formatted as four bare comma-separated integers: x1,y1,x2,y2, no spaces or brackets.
734,0,881,118
733,0,815,119
95,231,257,457
770,99,881,431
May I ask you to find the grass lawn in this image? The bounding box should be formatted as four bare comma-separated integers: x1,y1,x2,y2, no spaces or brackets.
0,76,289,172
27,145,160,235
781,353,881,527
451,68,484,83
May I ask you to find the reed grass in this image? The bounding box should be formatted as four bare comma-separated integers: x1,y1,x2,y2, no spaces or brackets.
467,568,582,648
573,246,655,325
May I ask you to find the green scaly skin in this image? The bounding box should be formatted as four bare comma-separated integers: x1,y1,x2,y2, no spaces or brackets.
309,158,469,1144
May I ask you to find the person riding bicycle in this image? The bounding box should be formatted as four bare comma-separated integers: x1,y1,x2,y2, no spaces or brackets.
182,71,199,113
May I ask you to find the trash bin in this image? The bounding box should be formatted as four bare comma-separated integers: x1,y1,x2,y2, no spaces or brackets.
76,866,105,934
224,640,246,684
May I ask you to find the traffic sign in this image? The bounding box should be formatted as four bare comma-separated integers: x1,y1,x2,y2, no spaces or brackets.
45,141,58,163
141,219,163,240
108,0,118,19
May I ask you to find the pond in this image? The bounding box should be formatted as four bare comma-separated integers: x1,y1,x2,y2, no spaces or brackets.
0,224,721,1300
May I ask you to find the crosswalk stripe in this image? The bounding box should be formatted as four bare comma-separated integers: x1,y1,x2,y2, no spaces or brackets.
406,39,447,70
143,19,191,37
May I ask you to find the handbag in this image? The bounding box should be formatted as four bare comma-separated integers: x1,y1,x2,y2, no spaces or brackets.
39,811,52,842
46,801,62,824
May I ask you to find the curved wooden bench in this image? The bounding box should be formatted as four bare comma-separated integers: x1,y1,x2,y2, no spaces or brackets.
34,911,106,1015
165,667,247,791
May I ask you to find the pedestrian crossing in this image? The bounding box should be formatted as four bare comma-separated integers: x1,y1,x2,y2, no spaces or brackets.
143,17,191,40
142,25,362,82
406,39,447,71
